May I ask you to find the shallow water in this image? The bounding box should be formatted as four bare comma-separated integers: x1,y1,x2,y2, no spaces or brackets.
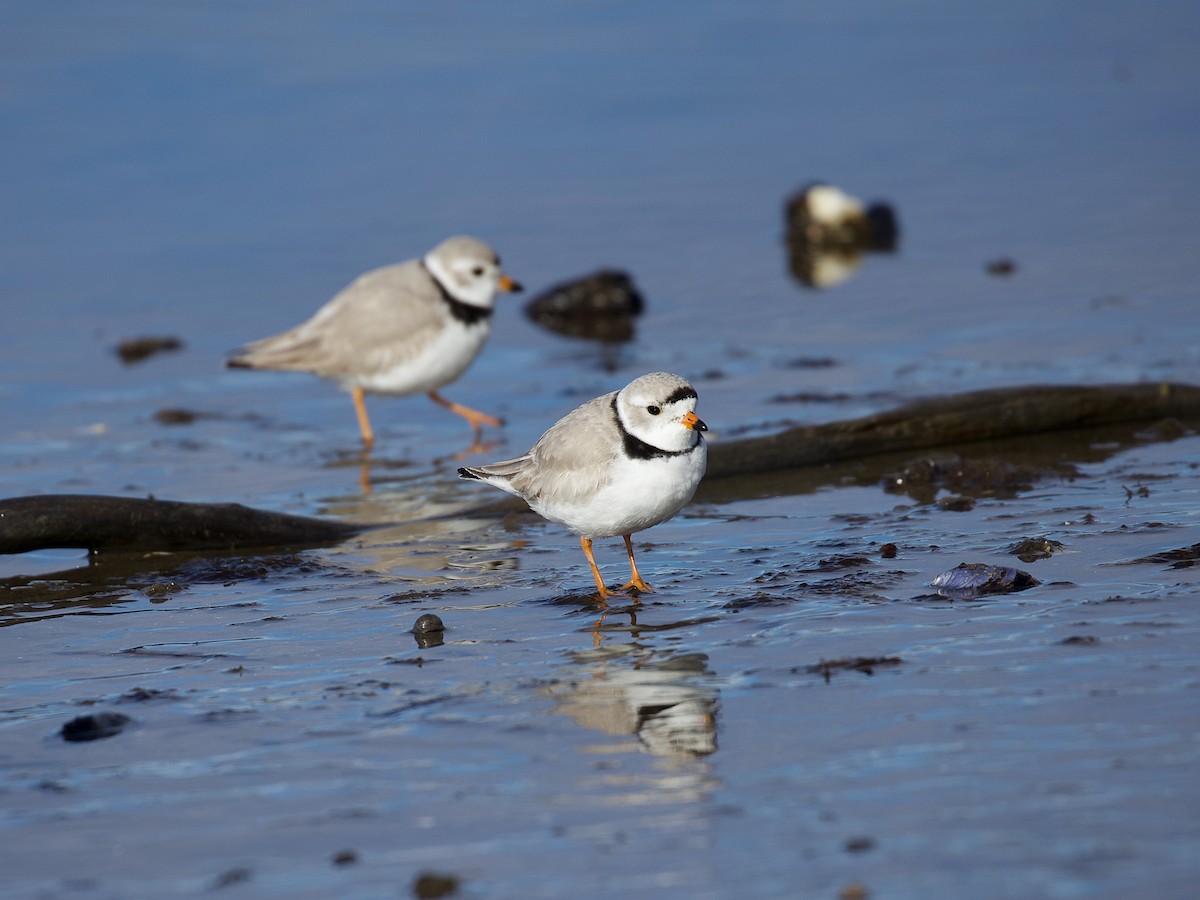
3,2,1200,898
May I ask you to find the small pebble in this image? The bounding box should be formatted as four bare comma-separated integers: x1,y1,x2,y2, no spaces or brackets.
413,614,445,635
116,335,184,364
153,408,197,426
413,872,460,899
1008,536,1065,562
985,257,1017,276
844,835,876,854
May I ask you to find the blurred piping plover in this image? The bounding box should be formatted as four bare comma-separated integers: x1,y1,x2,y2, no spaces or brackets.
228,235,522,448
458,372,707,600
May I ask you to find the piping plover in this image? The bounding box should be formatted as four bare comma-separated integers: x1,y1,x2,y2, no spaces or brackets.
458,372,707,600
228,236,522,448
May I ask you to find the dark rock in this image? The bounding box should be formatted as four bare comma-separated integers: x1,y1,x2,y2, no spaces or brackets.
412,614,445,635
144,581,183,597
1008,537,1065,562
931,563,1040,597
413,872,460,898
153,408,198,425
116,335,183,365
413,613,446,648
524,270,644,342
786,356,838,369
864,204,899,250
61,712,133,742
844,835,877,854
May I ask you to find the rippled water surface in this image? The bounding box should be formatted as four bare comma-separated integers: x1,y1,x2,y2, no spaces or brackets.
3,2,1199,898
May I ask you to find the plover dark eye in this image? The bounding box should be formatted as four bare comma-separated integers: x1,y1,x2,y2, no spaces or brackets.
647,405,661,415
471,266,485,277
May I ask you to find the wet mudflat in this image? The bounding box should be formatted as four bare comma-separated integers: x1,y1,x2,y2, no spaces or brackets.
3,3,1200,898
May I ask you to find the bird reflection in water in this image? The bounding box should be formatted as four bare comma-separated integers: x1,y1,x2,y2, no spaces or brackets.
544,635,719,759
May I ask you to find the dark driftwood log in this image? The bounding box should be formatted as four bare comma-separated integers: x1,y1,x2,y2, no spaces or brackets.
3,383,1197,555
0,495,361,555
705,382,1200,479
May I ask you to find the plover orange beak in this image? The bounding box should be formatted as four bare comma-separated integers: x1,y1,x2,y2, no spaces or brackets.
681,411,707,432
499,274,523,293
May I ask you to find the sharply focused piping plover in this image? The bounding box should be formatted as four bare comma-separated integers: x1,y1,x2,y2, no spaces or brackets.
227,236,522,448
458,372,707,600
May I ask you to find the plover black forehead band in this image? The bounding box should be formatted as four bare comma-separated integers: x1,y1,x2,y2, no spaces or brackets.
663,385,697,405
